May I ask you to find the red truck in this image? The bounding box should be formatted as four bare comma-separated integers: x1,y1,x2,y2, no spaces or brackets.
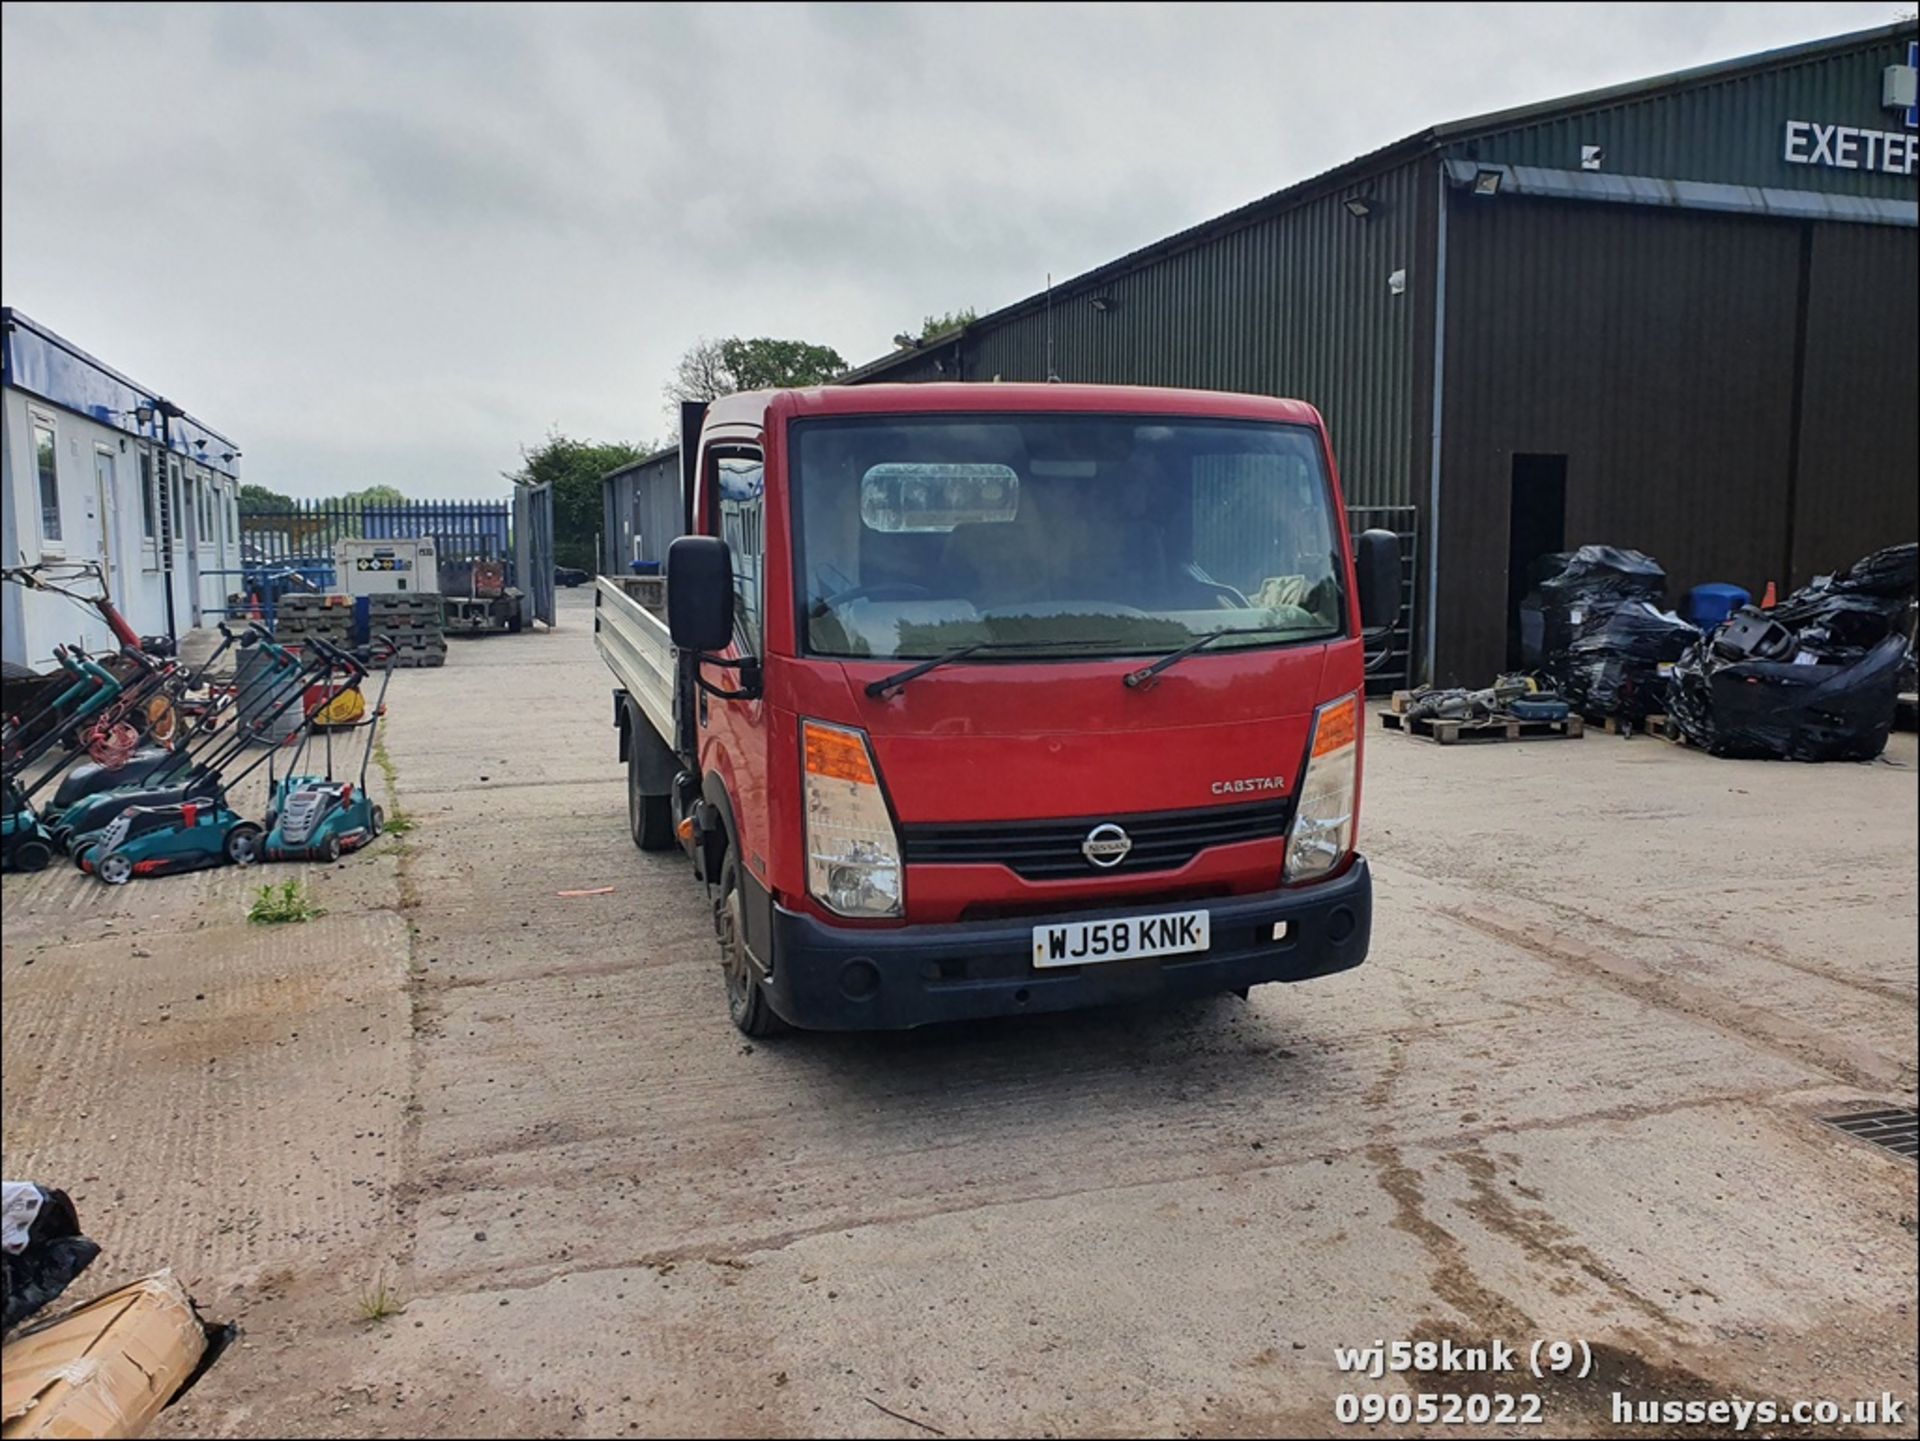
594,383,1400,1034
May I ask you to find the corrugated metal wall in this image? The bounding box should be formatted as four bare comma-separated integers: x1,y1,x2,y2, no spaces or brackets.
602,451,682,574
869,159,1436,513
1792,220,1919,583
836,25,1917,683
1438,194,1808,683
1455,30,1916,199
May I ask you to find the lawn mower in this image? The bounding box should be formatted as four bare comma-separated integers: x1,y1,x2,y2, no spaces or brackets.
263,637,365,832
264,641,394,862
75,667,352,885
43,623,254,814
2,648,151,872
54,635,323,858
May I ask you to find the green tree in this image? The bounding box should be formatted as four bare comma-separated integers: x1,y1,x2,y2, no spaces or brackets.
664,335,847,412
719,337,846,390
917,307,976,341
238,483,296,513
508,432,649,573
338,483,407,508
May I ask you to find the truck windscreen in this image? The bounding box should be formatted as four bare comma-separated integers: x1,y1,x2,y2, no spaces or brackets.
794,415,1344,660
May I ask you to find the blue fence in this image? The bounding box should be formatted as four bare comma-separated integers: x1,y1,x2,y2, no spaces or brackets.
237,498,519,621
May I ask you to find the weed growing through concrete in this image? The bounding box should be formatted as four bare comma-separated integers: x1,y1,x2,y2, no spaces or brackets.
356,1275,403,1325
248,879,325,925
373,732,414,835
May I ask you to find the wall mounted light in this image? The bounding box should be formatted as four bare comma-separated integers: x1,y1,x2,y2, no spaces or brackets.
1089,295,1116,313
1472,169,1503,197
134,402,156,427
1580,144,1604,171
1342,195,1374,219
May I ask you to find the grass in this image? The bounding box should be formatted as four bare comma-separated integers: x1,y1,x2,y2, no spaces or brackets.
355,1275,404,1325
372,732,414,835
248,878,326,925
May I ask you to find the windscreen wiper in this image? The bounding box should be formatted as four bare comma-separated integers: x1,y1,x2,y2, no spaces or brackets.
865,643,989,700
866,637,1139,700
1123,627,1286,690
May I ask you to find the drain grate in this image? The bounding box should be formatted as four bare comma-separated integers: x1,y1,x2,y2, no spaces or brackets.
1820,1107,1918,1161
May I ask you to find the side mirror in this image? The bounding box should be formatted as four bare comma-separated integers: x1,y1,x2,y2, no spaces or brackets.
1355,529,1401,631
667,536,735,652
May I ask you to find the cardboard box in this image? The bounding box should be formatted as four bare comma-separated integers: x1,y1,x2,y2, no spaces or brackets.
2,1272,208,1439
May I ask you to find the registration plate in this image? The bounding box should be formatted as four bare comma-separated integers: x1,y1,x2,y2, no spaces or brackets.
1031,909,1211,969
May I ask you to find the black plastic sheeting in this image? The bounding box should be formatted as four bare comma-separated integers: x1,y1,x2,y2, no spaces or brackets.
1667,634,1908,762
2,1184,100,1332
1520,546,1668,684
1666,544,1917,762
1564,602,1701,722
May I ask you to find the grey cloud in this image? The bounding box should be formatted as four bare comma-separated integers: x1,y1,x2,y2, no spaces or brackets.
2,1,1895,499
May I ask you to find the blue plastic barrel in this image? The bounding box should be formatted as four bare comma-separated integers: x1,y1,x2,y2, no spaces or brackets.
1684,583,1750,633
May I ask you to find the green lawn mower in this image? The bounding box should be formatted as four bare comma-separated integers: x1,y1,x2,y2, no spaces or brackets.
54,631,315,858
80,798,264,885
75,655,345,885
264,642,394,863
3,648,143,872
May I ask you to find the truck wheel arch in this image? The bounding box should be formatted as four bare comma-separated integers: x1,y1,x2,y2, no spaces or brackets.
699,772,779,997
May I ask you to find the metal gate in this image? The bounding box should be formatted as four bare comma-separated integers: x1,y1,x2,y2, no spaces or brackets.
1348,504,1418,694
515,481,555,628
237,497,546,626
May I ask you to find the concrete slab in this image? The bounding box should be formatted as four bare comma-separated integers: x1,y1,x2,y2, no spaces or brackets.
6,588,1912,1439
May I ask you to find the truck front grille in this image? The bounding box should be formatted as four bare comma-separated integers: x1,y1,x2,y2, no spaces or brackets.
901,799,1292,881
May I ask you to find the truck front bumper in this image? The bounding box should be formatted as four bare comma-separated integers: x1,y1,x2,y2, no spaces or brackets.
761,857,1370,1031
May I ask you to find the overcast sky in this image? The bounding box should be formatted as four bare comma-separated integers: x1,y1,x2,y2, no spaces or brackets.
1,1,1901,498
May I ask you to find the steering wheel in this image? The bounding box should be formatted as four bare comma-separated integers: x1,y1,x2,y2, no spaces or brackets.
1197,579,1254,608
821,583,934,608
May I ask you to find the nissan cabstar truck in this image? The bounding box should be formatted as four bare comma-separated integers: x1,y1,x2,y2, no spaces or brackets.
594,383,1400,1034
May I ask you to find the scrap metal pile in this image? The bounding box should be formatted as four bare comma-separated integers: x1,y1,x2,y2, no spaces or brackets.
1666,544,1917,762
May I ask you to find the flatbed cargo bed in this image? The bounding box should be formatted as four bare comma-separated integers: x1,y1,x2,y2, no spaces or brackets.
593,576,678,749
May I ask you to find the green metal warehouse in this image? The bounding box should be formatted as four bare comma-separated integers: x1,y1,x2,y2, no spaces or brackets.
841,22,1919,686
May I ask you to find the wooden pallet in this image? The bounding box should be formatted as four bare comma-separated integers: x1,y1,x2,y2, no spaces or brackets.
1583,712,1652,737
1379,710,1584,745
1645,713,1692,746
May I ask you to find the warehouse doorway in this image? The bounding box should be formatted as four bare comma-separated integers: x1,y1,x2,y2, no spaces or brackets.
1507,453,1567,667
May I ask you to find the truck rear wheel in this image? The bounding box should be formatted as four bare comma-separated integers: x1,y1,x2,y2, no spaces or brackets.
628,737,675,851
716,849,786,1038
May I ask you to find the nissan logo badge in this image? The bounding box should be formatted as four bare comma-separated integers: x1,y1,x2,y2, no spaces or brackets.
1082,823,1132,868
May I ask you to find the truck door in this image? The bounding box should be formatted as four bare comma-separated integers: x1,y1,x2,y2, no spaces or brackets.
702,443,773,887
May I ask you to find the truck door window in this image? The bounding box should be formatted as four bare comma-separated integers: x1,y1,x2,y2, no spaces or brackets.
714,450,765,654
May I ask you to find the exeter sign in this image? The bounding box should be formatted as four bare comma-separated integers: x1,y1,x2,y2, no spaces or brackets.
1782,45,1918,175
1782,121,1917,174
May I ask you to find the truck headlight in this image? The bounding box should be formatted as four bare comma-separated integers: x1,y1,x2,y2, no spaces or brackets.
802,719,903,918
1283,692,1358,884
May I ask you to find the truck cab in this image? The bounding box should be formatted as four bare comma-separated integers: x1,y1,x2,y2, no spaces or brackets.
596,383,1400,1033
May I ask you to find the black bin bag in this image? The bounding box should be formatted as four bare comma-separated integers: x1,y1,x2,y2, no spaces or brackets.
1518,546,1668,679
1564,601,1700,721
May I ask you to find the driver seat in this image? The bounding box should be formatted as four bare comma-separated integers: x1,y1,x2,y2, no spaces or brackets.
938,487,1051,605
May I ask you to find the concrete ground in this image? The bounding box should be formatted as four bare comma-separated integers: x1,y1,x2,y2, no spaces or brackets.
3,585,1914,1439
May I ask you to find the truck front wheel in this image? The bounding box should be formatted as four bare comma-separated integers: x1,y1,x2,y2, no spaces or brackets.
716,849,787,1038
